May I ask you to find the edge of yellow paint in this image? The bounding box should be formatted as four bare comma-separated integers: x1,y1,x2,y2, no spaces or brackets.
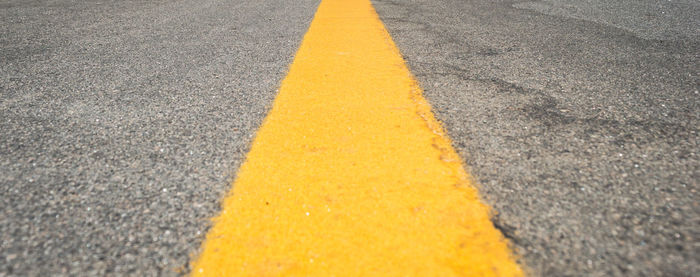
371,8,528,273
184,1,326,272
405,77,530,276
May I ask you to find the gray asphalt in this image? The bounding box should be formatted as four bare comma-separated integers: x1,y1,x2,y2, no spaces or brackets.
373,0,699,276
1,0,698,276
1,0,317,275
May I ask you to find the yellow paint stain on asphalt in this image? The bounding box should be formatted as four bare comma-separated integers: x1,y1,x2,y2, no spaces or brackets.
191,0,523,275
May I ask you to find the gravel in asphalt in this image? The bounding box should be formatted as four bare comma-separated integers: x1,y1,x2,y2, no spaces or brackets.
373,0,698,275
1,0,318,275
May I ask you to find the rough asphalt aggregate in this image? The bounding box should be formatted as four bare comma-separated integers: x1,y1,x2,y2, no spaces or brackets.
373,0,698,275
1,0,698,276
1,0,317,275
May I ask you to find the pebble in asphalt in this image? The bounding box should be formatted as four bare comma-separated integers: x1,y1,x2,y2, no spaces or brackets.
372,0,698,275
1,0,318,275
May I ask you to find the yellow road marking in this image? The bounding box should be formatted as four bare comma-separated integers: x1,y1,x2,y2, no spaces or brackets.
191,0,523,275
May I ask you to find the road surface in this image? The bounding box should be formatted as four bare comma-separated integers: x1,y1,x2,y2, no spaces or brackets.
1,0,698,275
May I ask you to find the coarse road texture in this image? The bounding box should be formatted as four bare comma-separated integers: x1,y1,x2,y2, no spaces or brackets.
0,0,697,276
1,0,317,275
372,0,699,276
191,0,520,275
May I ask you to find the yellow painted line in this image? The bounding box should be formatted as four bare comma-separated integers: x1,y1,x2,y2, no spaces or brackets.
191,0,523,275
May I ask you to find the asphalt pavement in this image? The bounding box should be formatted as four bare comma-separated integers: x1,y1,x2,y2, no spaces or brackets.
1,0,698,276
373,0,698,275
1,0,317,275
